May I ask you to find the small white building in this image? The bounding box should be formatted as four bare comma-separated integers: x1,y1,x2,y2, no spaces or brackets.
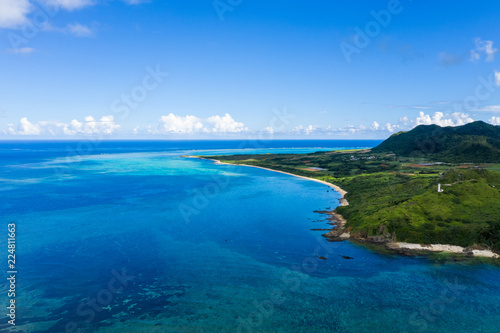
438,183,444,192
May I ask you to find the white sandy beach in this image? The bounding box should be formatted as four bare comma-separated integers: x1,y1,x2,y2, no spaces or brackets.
203,157,349,202
190,156,499,259
388,242,500,259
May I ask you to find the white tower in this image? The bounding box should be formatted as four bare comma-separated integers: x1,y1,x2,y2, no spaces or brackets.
438,183,444,192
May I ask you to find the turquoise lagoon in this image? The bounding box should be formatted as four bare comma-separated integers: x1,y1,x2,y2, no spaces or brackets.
0,140,499,333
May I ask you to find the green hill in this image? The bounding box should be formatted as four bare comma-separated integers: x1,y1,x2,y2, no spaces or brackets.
335,168,500,251
205,124,500,254
372,121,500,163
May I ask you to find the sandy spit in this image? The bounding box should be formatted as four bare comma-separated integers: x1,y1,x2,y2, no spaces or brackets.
191,156,348,204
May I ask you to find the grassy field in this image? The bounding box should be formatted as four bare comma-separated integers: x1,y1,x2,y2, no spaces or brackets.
206,150,500,252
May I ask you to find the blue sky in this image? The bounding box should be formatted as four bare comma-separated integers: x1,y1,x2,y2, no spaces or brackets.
1,0,500,139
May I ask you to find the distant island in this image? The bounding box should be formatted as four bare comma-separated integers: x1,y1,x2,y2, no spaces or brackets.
199,121,500,259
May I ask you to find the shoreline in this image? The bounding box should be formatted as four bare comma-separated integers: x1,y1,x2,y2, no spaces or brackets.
386,242,500,259
191,156,349,204
189,155,499,260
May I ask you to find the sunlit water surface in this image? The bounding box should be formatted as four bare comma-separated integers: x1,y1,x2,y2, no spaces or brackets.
0,141,499,333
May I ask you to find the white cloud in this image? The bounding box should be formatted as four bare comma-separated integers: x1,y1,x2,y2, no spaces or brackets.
0,0,32,28
495,71,500,86
474,105,500,112
6,115,120,136
371,121,400,133
42,22,94,37
90,115,120,134
61,115,120,135
304,125,316,135
362,112,476,136
0,0,96,38
489,117,500,125
0,0,145,33
63,119,82,134
264,126,274,134
399,116,409,125
158,114,204,134
383,123,399,133
7,47,35,54
0,0,95,30
450,112,475,126
41,0,148,9
415,111,474,127
470,38,498,62
206,113,246,133
40,0,94,11
415,112,453,126
293,125,317,135
121,0,151,4
67,22,93,36
288,123,373,136
148,113,248,135
18,117,41,135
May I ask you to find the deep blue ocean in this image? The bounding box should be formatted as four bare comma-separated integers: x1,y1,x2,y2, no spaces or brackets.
1,140,499,333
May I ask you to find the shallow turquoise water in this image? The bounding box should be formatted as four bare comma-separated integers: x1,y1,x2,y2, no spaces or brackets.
0,141,499,333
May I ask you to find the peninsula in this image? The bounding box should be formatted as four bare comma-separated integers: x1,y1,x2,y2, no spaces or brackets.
200,121,500,259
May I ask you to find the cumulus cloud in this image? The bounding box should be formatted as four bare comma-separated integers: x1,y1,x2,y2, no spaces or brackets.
0,0,32,28
362,112,476,136
470,38,497,62
415,112,454,127
415,111,474,127
226,110,487,138
16,117,41,135
154,113,247,134
293,125,317,135
489,117,500,126
158,114,204,134
264,126,274,134
369,121,399,133
249,112,485,137
399,116,409,125
496,71,500,86
383,123,399,133
206,113,246,133
84,115,120,134
6,115,120,136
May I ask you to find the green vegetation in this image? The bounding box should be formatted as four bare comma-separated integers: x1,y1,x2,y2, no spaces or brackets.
204,122,500,252
372,121,500,163
334,168,500,251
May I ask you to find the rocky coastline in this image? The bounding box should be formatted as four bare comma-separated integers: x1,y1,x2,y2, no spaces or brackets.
322,213,499,259
189,155,500,260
